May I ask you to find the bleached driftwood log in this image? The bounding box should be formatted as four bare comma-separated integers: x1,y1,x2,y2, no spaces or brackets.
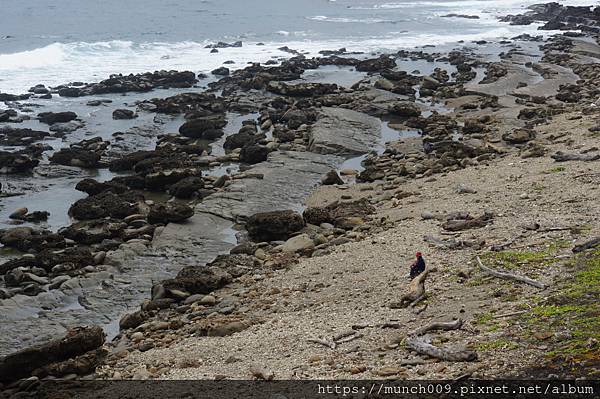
405,335,477,362
411,318,463,336
476,256,545,289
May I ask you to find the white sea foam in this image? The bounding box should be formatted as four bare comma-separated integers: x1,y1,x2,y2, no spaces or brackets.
0,0,595,94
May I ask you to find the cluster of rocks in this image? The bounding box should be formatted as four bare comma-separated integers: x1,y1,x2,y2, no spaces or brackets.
102,199,379,369
54,70,198,97
501,2,600,32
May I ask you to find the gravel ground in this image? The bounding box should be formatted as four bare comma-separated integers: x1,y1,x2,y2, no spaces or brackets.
99,110,600,380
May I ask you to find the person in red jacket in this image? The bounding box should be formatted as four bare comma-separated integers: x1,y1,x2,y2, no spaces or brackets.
410,252,426,279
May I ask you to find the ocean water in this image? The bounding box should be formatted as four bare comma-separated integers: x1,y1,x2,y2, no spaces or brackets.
0,0,597,93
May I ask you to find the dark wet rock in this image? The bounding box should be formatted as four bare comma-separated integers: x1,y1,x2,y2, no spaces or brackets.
145,92,224,115
147,203,194,225
69,191,143,220
37,111,78,125
49,121,84,135
0,227,65,254
0,326,105,383
239,145,269,164
356,55,396,72
272,127,296,143
357,167,386,182
266,81,339,96
502,129,536,144
388,102,421,118
59,219,127,245
119,311,149,330
179,117,226,139
224,131,256,150
302,198,375,228
161,266,231,297
108,150,155,172
211,67,230,76
144,168,202,191
168,176,205,199
206,41,242,49
36,247,95,272
9,209,49,223
57,87,83,97
112,109,137,120
49,148,101,168
246,210,305,242
58,70,197,97
0,127,50,146
0,151,39,174
479,63,508,84
75,178,128,196
321,170,344,185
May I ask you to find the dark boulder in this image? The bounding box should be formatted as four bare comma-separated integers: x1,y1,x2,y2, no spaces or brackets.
356,56,396,72
69,191,142,220
239,145,269,164
223,131,255,150
147,203,194,224
321,170,344,185
75,178,128,196
179,117,226,139
168,176,205,199
112,109,137,119
0,326,105,383
0,151,39,174
109,151,155,172
211,67,230,76
36,247,95,272
37,112,77,125
246,210,305,242
161,266,231,296
0,227,66,254
49,148,101,168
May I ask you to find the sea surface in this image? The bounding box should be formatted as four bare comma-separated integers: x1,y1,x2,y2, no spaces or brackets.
0,0,597,94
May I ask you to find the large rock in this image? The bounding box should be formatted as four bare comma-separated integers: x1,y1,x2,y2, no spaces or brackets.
502,129,536,144
37,112,77,125
0,151,39,173
179,117,226,139
0,227,65,254
246,210,304,242
168,176,205,199
147,203,194,224
112,109,136,120
223,131,255,150
0,326,104,383
69,191,142,220
50,148,101,168
239,145,269,164
356,56,396,72
388,102,421,118
281,234,315,253
308,107,381,156
161,266,231,296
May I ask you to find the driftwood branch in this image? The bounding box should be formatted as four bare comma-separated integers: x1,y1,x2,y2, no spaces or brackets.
492,310,529,319
476,256,545,289
573,237,600,253
405,335,477,362
391,269,430,308
411,318,463,336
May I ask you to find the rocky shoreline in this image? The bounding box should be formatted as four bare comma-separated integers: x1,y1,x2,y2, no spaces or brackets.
1,1,599,391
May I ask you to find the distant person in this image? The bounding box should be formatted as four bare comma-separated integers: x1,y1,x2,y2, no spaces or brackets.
410,252,426,279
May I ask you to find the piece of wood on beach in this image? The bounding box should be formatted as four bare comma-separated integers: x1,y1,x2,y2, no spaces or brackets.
390,268,430,309
405,335,477,362
476,256,546,289
410,318,464,336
